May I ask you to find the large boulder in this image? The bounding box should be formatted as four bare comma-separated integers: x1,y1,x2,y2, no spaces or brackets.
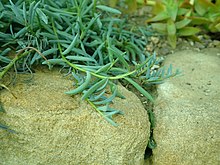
153,48,220,165
0,68,150,165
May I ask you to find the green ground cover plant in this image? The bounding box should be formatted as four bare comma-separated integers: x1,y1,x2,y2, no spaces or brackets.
0,0,179,129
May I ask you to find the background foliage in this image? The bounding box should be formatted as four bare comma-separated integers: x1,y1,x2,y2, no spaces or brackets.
108,0,220,48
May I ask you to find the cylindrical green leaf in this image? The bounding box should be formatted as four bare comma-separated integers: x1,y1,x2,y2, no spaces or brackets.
82,78,108,100
65,71,91,95
63,34,79,55
96,5,121,14
125,77,154,102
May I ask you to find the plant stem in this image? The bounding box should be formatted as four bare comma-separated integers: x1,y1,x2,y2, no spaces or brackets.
0,47,48,80
0,52,29,79
87,99,103,116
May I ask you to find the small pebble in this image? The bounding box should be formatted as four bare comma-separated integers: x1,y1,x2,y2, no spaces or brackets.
189,41,194,46
197,35,204,40
146,43,154,52
195,42,205,49
213,40,220,46
150,36,160,44
151,65,160,70
203,89,211,93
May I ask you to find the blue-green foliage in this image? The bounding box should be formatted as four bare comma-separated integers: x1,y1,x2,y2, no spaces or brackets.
0,0,179,126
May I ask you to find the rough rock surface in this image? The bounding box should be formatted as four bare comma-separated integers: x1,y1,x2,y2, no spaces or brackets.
0,68,150,165
153,48,220,165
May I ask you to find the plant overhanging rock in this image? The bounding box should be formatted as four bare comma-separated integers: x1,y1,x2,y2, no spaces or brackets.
0,0,179,127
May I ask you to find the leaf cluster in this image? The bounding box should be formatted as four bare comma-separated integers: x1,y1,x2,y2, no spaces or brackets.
146,0,220,48
189,0,220,33
0,0,179,126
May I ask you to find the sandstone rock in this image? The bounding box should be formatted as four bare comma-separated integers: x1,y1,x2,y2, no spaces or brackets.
0,68,150,165
153,49,220,165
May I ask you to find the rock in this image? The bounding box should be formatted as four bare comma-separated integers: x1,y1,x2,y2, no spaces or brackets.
146,42,154,52
153,49,220,165
0,68,150,165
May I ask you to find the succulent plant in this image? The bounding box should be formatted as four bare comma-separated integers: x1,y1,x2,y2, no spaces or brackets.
145,0,202,48
0,0,179,128
189,0,220,33
146,0,220,47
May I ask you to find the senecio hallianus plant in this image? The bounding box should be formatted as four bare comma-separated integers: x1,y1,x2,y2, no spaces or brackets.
0,0,179,128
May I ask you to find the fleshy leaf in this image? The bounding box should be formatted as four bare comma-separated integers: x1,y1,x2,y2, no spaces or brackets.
96,5,121,14
36,8,48,24
178,27,201,36
146,11,169,23
151,23,167,34
175,18,191,29
125,77,154,102
82,78,108,100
